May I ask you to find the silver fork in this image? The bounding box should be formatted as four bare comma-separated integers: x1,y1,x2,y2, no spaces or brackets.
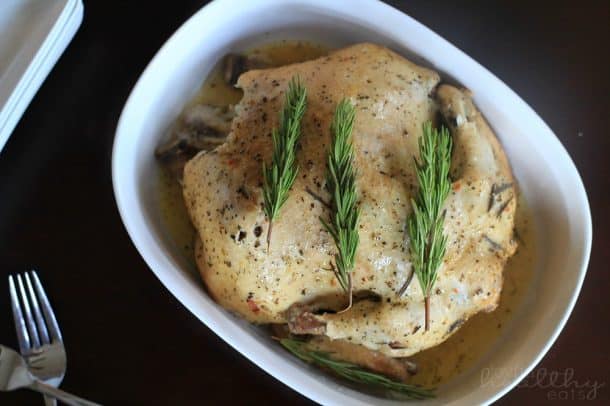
9,271,65,406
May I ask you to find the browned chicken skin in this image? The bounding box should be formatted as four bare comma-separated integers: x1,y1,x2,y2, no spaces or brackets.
182,44,517,363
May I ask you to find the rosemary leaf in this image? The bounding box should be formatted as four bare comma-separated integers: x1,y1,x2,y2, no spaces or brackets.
320,99,360,307
400,122,452,331
262,76,307,251
280,338,434,399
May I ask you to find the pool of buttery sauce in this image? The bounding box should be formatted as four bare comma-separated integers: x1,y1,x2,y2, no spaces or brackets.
157,40,537,389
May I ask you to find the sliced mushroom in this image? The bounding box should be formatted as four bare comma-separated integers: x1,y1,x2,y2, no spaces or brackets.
155,104,235,179
223,54,269,85
156,104,234,159
156,52,268,179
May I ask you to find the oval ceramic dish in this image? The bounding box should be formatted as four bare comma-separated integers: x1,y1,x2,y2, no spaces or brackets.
112,1,592,404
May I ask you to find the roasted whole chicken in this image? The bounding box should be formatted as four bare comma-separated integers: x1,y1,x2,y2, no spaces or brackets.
172,43,516,376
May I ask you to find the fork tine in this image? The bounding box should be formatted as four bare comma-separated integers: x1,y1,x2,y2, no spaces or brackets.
17,273,41,348
24,272,50,345
8,275,31,353
31,271,62,342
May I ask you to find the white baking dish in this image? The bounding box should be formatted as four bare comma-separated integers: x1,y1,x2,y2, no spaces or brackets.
112,0,592,404
0,0,83,153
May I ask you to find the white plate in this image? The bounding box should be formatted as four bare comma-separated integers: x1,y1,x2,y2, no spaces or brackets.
112,0,592,404
0,0,83,153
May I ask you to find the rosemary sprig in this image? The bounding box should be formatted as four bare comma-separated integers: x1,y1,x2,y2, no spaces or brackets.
280,338,434,399
399,122,452,331
262,77,307,251
320,99,360,310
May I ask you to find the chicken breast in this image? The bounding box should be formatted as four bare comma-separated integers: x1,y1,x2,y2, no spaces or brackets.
183,43,517,357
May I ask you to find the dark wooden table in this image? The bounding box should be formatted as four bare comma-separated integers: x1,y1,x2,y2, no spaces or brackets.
1,1,608,404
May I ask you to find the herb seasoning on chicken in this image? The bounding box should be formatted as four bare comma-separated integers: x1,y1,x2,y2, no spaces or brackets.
157,41,534,396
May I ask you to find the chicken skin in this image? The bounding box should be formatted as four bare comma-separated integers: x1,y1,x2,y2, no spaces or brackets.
183,43,517,358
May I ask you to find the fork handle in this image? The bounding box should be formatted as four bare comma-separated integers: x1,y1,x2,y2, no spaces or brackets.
29,381,102,406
